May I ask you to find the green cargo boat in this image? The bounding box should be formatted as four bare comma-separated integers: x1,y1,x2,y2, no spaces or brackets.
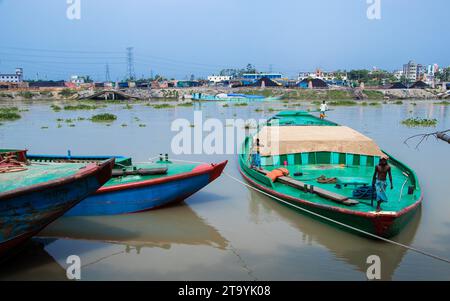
239,111,422,238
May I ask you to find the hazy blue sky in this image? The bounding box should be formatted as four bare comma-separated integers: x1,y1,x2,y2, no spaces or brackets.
0,0,448,81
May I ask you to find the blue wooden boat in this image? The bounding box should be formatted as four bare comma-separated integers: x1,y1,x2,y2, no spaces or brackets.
192,93,281,102
27,154,228,216
0,150,113,257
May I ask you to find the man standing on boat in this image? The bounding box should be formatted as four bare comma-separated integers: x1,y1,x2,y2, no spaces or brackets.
372,156,394,212
250,138,263,170
319,101,328,119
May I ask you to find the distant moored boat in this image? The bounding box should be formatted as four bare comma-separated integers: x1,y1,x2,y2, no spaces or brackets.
192,93,281,102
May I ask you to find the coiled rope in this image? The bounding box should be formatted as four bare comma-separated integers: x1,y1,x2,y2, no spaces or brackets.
352,186,376,200
0,154,28,173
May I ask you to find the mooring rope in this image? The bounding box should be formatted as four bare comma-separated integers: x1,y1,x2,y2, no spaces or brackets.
223,171,450,265
168,157,450,265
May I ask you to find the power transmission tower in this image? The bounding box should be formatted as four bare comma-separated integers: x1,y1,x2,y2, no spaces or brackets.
126,47,135,80
105,63,111,82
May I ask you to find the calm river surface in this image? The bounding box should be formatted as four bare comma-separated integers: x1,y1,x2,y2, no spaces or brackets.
0,99,449,280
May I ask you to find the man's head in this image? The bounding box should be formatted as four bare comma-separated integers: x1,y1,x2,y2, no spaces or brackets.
379,155,389,166
322,101,326,104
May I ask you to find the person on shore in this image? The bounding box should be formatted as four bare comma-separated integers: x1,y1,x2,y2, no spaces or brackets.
250,138,263,169
372,156,394,212
319,101,328,119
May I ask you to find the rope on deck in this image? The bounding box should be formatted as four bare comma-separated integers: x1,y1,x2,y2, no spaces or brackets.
170,157,450,265
0,154,28,173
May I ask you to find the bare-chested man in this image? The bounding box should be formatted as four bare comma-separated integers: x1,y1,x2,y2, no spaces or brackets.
372,156,394,212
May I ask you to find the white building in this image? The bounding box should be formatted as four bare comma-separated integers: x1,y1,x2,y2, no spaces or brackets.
70,75,86,85
0,68,23,83
298,69,347,82
393,70,404,80
403,61,424,82
207,75,232,84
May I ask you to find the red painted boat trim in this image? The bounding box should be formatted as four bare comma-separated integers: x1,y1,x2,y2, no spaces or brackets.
0,159,114,201
95,160,228,194
238,164,423,223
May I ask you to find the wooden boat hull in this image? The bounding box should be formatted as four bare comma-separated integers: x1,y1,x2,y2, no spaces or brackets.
0,159,113,257
238,161,422,238
65,161,227,216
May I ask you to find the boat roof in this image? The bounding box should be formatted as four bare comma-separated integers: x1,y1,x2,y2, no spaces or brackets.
257,111,384,157
268,111,338,126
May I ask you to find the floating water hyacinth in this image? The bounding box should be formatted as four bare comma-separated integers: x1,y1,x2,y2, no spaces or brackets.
401,118,437,127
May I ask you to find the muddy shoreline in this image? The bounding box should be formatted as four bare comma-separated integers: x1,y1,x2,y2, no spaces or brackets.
0,87,443,102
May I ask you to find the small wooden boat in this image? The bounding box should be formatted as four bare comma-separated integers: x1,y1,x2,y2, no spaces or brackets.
192,93,281,102
0,150,113,257
239,111,422,238
27,154,228,216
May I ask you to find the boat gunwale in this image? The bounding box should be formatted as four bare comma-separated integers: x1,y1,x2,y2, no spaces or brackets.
0,158,114,201
237,162,423,220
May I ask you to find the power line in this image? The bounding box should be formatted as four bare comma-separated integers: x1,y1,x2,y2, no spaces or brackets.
0,46,123,54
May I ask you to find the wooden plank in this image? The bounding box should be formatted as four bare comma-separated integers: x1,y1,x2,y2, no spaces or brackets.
255,168,359,206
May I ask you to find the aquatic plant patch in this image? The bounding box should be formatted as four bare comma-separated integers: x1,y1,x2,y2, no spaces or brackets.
152,103,174,109
0,107,21,121
328,100,357,106
91,113,117,122
51,104,62,112
401,118,437,127
64,104,100,110
435,101,450,105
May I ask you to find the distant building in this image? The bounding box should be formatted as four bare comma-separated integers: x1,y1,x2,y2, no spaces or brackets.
242,73,283,80
207,75,232,84
393,70,404,80
403,61,425,82
0,68,23,83
70,75,86,85
298,69,347,82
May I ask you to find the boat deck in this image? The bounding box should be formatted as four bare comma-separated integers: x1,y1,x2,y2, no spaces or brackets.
263,163,420,213
102,162,199,187
0,163,87,193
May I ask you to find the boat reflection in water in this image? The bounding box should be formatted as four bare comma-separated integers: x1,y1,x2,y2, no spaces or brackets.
248,190,421,280
39,203,228,252
0,204,229,280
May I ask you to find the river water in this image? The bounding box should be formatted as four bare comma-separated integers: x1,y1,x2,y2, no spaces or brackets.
0,99,449,280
